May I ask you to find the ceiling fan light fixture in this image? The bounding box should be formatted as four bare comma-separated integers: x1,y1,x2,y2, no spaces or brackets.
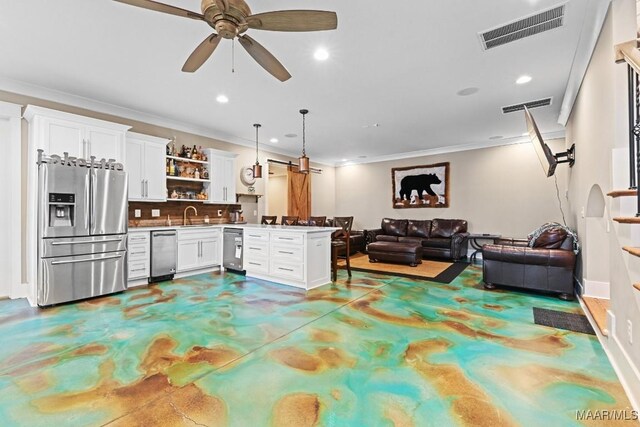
298,109,310,174
314,48,329,61
216,94,229,103
252,123,263,178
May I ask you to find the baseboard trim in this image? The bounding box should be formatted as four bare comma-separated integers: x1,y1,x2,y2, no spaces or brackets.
582,278,610,299
579,297,640,411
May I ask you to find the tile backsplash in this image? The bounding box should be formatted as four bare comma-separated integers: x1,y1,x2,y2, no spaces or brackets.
128,201,241,227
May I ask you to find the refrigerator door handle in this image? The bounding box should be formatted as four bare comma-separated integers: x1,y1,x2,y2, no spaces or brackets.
51,254,122,265
145,180,149,198
51,237,123,246
141,180,145,198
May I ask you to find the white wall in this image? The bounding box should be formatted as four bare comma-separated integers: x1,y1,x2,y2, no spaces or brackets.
335,139,567,237
267,175,288,220
0,118,11,297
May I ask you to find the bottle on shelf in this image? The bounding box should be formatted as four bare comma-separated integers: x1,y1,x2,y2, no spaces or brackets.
192,145,198,159
194,168,200,180
169,159,175,176
166,160,170,175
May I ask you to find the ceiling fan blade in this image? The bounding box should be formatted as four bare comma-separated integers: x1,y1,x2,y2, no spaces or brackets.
238,35,291,82
113,0,204,20
215,0,229,13
182,34,222,72
246,10,338,32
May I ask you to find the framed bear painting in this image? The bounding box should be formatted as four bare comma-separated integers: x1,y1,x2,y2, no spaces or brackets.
391,162,450,208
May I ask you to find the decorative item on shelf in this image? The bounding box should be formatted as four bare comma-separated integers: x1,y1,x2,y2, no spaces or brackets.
298,109,310,173
248,186,255,193
180,145,187,157
252,123,263,178
202,168,209,179
171,189,179,199
194,168,200,180
199,146,207,161
171,137,177,156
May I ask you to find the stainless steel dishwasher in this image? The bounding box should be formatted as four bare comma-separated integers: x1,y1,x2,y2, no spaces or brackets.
223,228,244,273
150,230,177,282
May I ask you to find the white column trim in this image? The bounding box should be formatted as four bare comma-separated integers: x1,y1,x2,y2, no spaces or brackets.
0,101,25,299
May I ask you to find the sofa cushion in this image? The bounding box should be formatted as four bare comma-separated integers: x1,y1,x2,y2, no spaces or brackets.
398,236,424,244
422,237,451,249
532,228,568,249
431,219,468,238
407,220,431,238
377,235,399,242
381,218,408,237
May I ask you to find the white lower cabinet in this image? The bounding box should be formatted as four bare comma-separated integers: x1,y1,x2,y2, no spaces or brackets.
242,228,333,290
128,232,150,283
177,229,221,273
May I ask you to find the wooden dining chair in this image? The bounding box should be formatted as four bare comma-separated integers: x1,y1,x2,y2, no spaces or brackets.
281,216,300,226
331,216,353,281
261,216,277,225
308,216,327,227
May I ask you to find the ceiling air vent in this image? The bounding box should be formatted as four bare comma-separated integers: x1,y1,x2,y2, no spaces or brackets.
502,98,553,114
479,4,565,50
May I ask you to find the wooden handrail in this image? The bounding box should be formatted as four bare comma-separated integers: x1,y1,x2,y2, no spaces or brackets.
615,39,640,75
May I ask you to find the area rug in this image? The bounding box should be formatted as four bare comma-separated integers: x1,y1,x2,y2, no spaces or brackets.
338,253,467,284
533,307,596,335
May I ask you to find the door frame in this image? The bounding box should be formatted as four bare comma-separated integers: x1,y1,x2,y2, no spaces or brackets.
0,101,24,299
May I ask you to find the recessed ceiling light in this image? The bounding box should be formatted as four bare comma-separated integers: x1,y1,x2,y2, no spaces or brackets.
270,138,279,143
456,87,479,96
341,158,348,162
358,155,367,159
216,94,229,104
489,135,504,140
284,133,297,138
516,75,532,85
314,48,329,61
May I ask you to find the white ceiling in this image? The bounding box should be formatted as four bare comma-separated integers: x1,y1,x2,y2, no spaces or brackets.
0,0,599,165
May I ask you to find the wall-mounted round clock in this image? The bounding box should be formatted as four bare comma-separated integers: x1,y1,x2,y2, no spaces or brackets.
240,166,257,186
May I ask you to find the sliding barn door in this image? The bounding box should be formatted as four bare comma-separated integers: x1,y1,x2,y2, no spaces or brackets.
287,168,311,220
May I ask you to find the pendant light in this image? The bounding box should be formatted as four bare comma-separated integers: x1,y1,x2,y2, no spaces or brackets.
298,109,310,174
252,123,263,178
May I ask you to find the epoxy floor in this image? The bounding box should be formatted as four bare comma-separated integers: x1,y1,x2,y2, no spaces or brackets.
0,266,634,426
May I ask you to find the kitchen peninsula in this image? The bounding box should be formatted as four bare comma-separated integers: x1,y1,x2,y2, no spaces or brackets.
129,224,337,291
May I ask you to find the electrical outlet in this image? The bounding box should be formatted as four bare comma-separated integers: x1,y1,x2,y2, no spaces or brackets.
151,209,160,218
253,210,257,216
134,209,141,218
580,207,585,218
628,320,633,345
217,210,222,216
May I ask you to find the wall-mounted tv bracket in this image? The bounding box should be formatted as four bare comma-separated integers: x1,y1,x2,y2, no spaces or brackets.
554,144,575,167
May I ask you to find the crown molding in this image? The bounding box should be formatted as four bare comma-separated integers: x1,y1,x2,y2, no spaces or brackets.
0,75,337,166
0,100,22,118
336,131,566,167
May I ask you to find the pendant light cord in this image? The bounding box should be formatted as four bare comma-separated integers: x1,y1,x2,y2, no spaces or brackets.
302,112,306,157
254,123,261,164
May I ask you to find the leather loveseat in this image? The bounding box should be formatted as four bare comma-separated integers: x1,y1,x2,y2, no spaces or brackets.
366,218,469,261
482,227,577,300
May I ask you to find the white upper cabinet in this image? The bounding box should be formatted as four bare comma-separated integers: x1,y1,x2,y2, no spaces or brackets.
126,132,168,202
24,106,130,163
207,149,237,204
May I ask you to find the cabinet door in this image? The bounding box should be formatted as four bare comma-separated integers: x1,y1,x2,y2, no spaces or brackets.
223,157,236,202
209,155,225,203
86,126,123,162
126,139,144,201
43,118,85,158
177,240,200,272
199,236,220,268
143,142,167,201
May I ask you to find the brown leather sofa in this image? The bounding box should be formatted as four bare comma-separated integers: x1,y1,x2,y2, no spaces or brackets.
366,218,469,261
482,227,577,300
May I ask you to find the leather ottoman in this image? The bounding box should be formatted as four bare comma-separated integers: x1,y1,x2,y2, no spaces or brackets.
368,242,423,267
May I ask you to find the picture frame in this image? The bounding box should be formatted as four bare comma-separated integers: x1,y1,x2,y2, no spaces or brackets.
391,162,450,208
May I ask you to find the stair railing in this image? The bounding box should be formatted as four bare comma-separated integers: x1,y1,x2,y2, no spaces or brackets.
616,40,640,216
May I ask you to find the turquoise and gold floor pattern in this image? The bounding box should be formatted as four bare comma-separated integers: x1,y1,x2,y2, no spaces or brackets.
0,266,634,426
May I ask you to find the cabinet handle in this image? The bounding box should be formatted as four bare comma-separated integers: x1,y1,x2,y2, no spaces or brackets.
130,251,145,255
249,247,262,251
198,241,202,257
131,268,146,272
278,237,294,241
145,180,149,198
279,251,294,255
141,180,145,198
248,262,261,266
278,267,294,272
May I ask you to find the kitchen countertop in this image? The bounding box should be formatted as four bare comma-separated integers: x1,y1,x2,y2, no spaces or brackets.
129,224,339,233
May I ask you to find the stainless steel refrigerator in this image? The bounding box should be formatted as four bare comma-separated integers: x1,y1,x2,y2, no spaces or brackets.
37,162,128,306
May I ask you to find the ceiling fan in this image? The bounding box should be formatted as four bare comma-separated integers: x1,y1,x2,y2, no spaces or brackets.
113,0,338,81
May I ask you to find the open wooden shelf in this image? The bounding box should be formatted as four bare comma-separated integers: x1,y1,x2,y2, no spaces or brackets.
613,217,640,224
607,189,637,198
623,246,640,257
167,176,210,183
583,297,609,336
166,155,208,165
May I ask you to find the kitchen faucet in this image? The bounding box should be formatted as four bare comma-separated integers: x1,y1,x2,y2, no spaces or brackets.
183,206,198,226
